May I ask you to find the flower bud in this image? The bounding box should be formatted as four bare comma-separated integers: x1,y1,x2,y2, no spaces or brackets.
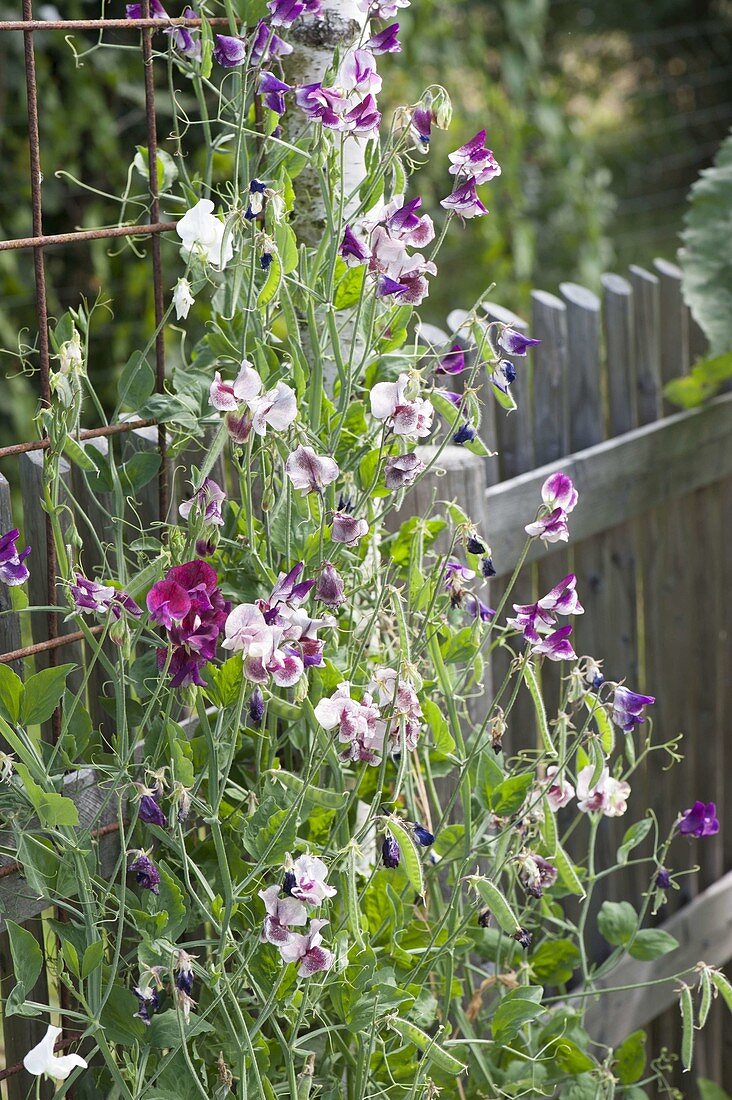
413,823,435,847
315,562,346,608
381,835,401,868
248,687,265,727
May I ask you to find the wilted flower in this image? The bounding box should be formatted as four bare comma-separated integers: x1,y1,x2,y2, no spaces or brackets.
678,801,719,838
285,445,339,494
498,327,541,357
611,686,655,732
0,528,30,586
440,177,488,219
518,852,558,898
129,850,161,894
481,556,496,578
413,823,434,846
385,452,424,489
176,198,234,269
278,918,334,977
133,984,161,1025
172,277,195,319
382,834,401,868
453,422,476,445
490,360,517,394
514,928,532,949
331,511,369,545
213,34,247,67
138,790,167,828
175,950,196,996
315,561,345,608
23,1025,88,1081
656,867,672,890
259,884,307,944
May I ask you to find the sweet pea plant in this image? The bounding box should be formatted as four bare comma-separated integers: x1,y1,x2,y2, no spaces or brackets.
0,3,728,1098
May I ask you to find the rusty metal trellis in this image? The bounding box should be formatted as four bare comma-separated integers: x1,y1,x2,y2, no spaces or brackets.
0,4,230,681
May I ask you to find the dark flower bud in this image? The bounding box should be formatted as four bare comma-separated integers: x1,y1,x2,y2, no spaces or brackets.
413,823,435,847
133,986,160,1025
248,687,265,727
453,422,476,445
195,536,217,558
382,835,401,868
282,870,297,896
315,561,346,608
129,852,160,894
478,908,491,928
513,928,532,949
591,673,604,690
655,867,672,890
260,251,273,271
138,792,167,829
466,536,486,556
481,556,496,578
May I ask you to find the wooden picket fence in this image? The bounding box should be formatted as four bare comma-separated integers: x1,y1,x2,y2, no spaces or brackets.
1,257,731,1094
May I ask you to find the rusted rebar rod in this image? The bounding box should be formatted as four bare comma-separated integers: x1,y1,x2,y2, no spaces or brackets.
0,624,105,665
0,221,177,252
0,16,231,30
0,418,156,460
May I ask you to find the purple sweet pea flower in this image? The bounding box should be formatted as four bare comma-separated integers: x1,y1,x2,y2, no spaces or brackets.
448,129,501,185
268,0,322,27
0,528,31,586
340,225,371,265
138,792,167,828
498,327,541,357
251,19,293,62
214,34,247,68
678,801,719,838
385,452,424,490
656,867,672,890
367,22,401,53
410,105,431,151
165,8,200,59
612,686,655,732
342,94,381,137
259,71,291,114
436,344,466,375
71,573,142,620
129,851,160,893
249,686,265,726
315,562,345,608
126,0,167,16
332,512,369,545
133,985,160,1025
531,623,577,662
440,177,488,219
525,472,578,543
413,823,434,846
376,274,407,299
542,471,578,513
148,561,229,688
453,422,477,445
179,477,226,527
465,593,495,622
490,360,517,394
295,82,345,128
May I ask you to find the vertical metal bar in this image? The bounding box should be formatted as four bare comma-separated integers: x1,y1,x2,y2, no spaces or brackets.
22,0,61,744
141,0,169,524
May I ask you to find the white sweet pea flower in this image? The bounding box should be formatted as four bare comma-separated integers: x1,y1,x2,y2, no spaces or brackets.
172,277,195,320
248,381,298,436
176,198,234,269
57,327,84,374
23,1025,88,1081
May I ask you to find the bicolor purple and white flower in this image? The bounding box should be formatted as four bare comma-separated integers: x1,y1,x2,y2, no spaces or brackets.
544,766,575,811
259,884,307,945
498,327,541,357
525,472,578,543
0,528,30,586
611,686,655,731
268,0,322,26
285,445,339,494
278,918,334,977
370,373,434,439
440,177,488,219
314,682,386,765
448,130,501,184
371,666,423,752
71,573,142,620
179,477,226,527
288,853,337,905
385,452,424,489
251,19,293,62
213,34,247,68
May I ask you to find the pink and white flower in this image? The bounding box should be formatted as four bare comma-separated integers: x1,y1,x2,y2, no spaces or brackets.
285,446,340,494
259,885,307,945
576,766,631,817
248,381,298,436
314,682,386,765
209,360,263,411
278,918,334,977
290,854,337,905
544,766,575,811
370,373,434,438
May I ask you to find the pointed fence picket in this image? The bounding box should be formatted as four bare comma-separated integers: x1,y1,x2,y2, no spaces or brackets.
2,256,732,1094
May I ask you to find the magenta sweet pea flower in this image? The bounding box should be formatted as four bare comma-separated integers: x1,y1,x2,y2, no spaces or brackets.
440,177,488,219
342,95,381,137
367,22,401,53
148,561,229,687
147,577,191,629
525,472,578,543
531,623,576,662
0,528,31,586
498,327,541,357
179,477,226,527
678,801,719,838
214,34,247,68
295,83,345,128
268,0,322,27
612,686,655,731
71,573,142,620
436,344,466,375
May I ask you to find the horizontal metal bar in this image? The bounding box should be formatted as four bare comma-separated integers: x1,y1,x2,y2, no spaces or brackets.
0,15,231,30
0,221,177,253
0,417,156,460
0,624,104,665
0,1033,84,1081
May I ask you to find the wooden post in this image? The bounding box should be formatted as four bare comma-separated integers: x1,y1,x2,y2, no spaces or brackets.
629,265,662,426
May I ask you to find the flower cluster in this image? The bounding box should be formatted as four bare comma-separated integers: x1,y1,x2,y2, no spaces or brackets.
260,854,336,977
441,130,500,218
210,359,297,443
507,572,583,661
341,195,437,305
525,472,579,543
147,560,230,687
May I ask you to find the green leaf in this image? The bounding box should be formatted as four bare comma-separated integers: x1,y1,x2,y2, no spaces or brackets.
5,920,43,1007
240,797,297,866
14,763,80,828
490,773,533,816
530,939,580,985
81,940,105,980
553,1037,596,1074
133,146,178,191
615,1029,647,1085
597,900,637,947
617,818,653,864
491,996,544,1042
62,939,80,978
0,663,22,723
699,1080,732,1100
664,351,732,408
628,928,678,961
120,451,161,493
422,699,455,755
148,1009,215,1048
117,351,155,411
334,260,367,310
681,130,732,358
21,663,75,725
206,655,243,707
